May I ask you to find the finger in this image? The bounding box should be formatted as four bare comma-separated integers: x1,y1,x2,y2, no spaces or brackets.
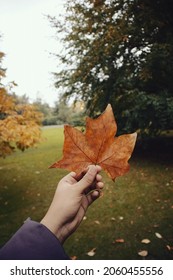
75,165,102,182
86,190,101,206
96,181,104,189
76,165,99,193
95,165,102,173
84,180,104,195
96,173,102,182
83,172,104,194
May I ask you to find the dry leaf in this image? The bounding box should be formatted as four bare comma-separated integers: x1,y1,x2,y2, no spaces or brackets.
71,256,77,260
50,104,137,181
119,216,124,220
166,245,173,251
87,248,96,256
113,239,125,243
141,239,151,244
138,250,148,257
94,220,100,225
155,232,163,239
153,224,159,228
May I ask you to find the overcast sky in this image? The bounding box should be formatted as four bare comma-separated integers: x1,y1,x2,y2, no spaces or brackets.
0,0,66,106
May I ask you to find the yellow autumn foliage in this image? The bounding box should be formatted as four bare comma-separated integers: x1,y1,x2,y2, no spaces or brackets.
0,89,43,157
0,52,43,157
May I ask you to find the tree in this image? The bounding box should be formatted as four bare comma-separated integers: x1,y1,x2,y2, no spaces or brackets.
33,98,57,125
50,0,173,137
12,93,30,105
54,99,85,126
0,51,43,157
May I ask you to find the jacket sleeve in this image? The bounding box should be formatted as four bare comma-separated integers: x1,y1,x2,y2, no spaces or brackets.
0,218,70,260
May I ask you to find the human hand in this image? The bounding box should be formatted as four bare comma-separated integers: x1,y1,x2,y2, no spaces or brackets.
40,165,104,244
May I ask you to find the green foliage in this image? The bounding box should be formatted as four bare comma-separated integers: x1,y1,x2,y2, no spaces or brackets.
54,100,73,124
33,98,58,126
50,0,173,137
12,94,30,105
54,100,86,126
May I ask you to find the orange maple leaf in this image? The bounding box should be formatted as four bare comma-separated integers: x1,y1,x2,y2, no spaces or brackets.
50,104,137,180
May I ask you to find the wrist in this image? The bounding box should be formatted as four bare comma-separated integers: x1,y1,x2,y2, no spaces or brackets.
40,216,66,244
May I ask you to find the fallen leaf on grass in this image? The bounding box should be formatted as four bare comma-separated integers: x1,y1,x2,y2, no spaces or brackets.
71,256,77,260
155,232,163,239
50,104,137,181
87,248,96,257
138,250,148,257
119,216,124,220
141,239,151,244
116,239,125,243
166,245,173,251
113,239,125,244
94,220,100,225
153,224,159,228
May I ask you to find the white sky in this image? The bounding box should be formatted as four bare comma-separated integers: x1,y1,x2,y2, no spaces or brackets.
0,0,66,106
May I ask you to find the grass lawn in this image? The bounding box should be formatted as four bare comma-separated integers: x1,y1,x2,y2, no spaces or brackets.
0,126,173,260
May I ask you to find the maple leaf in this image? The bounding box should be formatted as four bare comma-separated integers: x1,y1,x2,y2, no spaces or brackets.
50,104,137,180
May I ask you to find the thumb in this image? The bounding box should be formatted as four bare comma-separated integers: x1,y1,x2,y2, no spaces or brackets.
76,165,98,193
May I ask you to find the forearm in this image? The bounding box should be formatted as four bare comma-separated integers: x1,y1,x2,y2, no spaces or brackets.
0,218,69,260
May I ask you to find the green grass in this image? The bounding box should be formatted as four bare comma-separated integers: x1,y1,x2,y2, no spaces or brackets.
0,127,173,260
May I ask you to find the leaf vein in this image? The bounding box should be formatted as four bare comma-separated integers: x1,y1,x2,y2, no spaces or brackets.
66,128,94,163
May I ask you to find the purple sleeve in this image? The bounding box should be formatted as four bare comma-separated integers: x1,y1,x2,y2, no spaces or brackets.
0,218,70,260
